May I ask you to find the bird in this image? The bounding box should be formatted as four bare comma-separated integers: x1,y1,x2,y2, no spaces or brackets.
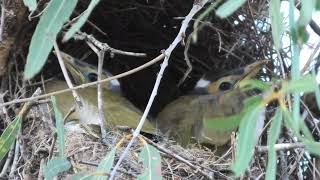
45,51,156,135
156,60,268,146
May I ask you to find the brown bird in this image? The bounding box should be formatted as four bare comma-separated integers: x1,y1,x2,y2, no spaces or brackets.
156,61,268,146
45,52,156,135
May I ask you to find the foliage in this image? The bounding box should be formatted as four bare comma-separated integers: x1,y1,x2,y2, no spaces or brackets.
213,0,320,178
20,0,320,179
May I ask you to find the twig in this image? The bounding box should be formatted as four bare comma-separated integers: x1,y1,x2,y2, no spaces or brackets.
256,142,309,153
0,90,10,124
53,43,83,108
0,1,5,42
0,54,164,107
74,32,147,57
300,41,320,74
88,41,108,145
37,159,45,180
144,138,214,179
0,143,15,177
109,1,210,179
9,140,20,178
178,26,195,86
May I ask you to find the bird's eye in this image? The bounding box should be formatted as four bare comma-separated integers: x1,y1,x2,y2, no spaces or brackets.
87,73,98,82
218,81,233,91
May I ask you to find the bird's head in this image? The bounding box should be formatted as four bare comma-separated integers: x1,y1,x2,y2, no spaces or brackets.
194,60,269,95
54,51,121,92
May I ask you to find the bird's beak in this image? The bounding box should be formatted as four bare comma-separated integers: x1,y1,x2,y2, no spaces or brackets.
206,60,269,94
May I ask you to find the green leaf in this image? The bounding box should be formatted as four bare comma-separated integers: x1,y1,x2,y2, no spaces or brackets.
24,0,78,80
44,157,71,180
282,74,317,94
297,0,315,26
299,117,314,141
281,106,299,134
51,96,65,157
316,0,320,10
71,172,95,180
232,103,265,176
63,0,100,41
291,26,310,45
269,0,283,50
281,106,313,141
268,109,283,145
204,113,244,130
311,69,320,111
93,147,116,180
216,0,246,18
204,96,262,130
239,79,270,92
266,108,283,180
23,0,37,11
137,143,162,180
0,116,22,161
303,140,320,156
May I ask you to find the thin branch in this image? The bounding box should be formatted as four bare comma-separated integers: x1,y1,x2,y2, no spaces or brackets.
255,142,317,153
0,1,5,42
8,140,20,178
91,42,108,145
0,143,15,177
109,0,210,179
86,40,109,143
74,32,147,57
1,54,164,107
301,41,320,74
53,43,83,108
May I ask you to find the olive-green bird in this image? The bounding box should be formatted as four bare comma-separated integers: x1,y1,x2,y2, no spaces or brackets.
157,60,268,146
45,51,156,134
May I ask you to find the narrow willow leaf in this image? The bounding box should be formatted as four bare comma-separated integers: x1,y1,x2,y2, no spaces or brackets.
93,147,116,180
24,0,78,79
266,108,283,180
232,104,265,176
268,109,283,146
269,0,283,50
316,0,320,10
239,79,270,91
299,117,314,141
51,96,65,157
71,172,95,180
281,106,313,141
0,116,22,161
204,96,262,130
204,113,244,130
23,0,37,11
303,140,320,156
63,0,101,41
281,106,299,134
44,157,71,180
291,26,310,45
137,143,162,180
216,0,246,18
297,0,315,26
311,69,320,111
282,74,317,94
